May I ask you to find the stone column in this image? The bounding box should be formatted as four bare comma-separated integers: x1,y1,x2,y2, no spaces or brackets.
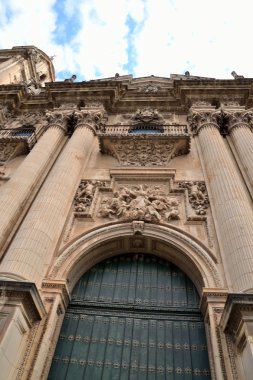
0,109,104,286
0,110,70,256
222,106,253,188
189,106,253,292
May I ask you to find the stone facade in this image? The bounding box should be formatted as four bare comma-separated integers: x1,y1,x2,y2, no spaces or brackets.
0,46,253,379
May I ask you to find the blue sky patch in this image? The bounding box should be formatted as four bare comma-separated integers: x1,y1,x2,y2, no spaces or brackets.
52,0,81,45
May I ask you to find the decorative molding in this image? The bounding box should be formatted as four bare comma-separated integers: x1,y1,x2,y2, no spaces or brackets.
48,222,222,288
225,334,240,380
16,321,40,379
213,308,229,380
109,168,176,181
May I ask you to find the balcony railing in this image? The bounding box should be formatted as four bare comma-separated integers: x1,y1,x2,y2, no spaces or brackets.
98,124,188,136
0,126,37,150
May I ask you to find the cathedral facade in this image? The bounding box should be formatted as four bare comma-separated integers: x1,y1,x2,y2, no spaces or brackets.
0,46,253,379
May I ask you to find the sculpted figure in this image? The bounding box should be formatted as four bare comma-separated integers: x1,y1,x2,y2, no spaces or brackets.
165,198,180,221
99,198,116,219
190,182,205,201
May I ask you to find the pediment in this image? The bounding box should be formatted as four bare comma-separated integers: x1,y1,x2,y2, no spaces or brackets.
129,76,172,92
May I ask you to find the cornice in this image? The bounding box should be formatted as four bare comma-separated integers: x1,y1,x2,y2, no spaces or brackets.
41,280,70,309
0,280,46,324
220,293,253,335
1,78,253,114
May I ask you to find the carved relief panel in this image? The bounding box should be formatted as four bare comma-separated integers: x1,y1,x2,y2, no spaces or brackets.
98,184,180,223
73,178,210,223
62,172,214,251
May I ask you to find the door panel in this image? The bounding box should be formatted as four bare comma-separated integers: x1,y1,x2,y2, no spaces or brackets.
48,254,210,379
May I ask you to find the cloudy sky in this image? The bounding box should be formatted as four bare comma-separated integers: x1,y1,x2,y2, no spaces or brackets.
0,0,252,81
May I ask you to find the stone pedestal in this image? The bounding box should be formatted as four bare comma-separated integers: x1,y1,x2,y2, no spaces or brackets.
190,107,253,292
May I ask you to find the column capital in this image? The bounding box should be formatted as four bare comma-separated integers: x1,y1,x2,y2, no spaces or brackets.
45,109,74,133
222,108,253,133
73,109,107,134
188,107,221,135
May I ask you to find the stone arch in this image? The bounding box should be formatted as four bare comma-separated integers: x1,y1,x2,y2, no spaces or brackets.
48,222,223,294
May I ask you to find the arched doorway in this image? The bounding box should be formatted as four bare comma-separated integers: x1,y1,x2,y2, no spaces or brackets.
48,254,210,379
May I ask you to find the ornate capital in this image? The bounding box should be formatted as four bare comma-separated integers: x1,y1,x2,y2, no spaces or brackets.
222,109,253,132
73,110,107,134
188,109,221,135
45,109,73,133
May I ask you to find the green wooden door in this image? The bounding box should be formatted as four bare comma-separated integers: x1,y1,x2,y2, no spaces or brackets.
48,254,210,379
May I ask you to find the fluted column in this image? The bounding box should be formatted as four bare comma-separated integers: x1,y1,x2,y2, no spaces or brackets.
0,109,104,285
223,107,253,188
0,110,70,256
189,106,253,292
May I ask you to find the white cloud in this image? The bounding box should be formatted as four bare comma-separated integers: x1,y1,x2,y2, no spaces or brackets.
0,0,56,48
0,0,252,80
133,0,253,78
